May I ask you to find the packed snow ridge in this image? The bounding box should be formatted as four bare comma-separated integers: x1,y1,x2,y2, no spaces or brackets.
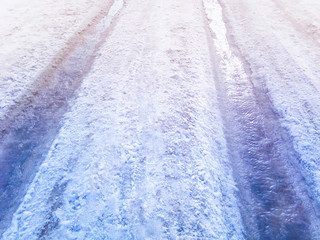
0,0,320,239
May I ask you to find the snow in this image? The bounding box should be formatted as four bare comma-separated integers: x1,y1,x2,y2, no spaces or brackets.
0,0,119,122
201,0,320,238
2,0,244,239
218,0,320,215
1,0,320,239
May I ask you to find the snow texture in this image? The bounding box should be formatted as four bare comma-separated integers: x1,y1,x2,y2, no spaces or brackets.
0,0,118,121
1,0,320,239
2,0,244,239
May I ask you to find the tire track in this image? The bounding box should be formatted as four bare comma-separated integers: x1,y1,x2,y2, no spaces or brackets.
0,0,124,236
271,0,320,47
3,0,245,238
216,0,320,219
203,0,320,239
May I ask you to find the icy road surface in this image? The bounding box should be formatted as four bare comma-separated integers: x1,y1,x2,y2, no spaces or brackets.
0,0,320,239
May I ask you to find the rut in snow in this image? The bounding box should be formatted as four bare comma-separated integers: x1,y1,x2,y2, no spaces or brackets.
270,0,320,47
203,0,320,239
0,0,124,235
3,0,245,238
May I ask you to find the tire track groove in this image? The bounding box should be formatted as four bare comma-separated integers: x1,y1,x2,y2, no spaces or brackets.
0,0,125,235
203,0,320,238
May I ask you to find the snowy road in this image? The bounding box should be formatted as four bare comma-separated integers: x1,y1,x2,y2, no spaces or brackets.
0,0,320,239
